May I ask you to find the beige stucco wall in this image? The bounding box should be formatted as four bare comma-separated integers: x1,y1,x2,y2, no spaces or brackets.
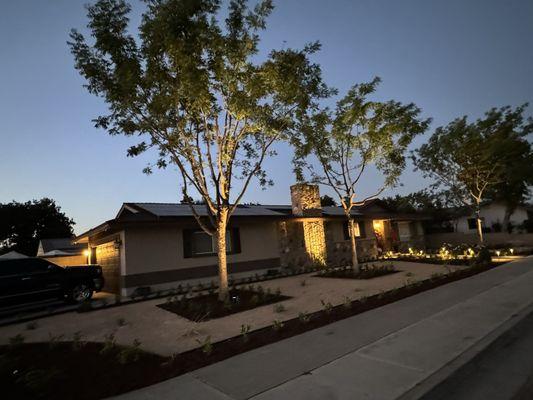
123,221,280,276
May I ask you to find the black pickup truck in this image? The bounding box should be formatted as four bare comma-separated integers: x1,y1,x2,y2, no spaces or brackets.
0,258,104,306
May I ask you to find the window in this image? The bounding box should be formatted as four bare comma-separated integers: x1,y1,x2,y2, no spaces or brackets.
343,221,366,240
184,228,240,257
467,218,484,230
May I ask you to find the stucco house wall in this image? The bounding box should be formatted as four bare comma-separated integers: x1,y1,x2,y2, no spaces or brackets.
119,221,280,294
454,203,529,233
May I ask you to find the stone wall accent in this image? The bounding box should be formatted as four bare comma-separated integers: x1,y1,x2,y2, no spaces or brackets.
95,241,121,293
290,184,322,217
302,220,327,266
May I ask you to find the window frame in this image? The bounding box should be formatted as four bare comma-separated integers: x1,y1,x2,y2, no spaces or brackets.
183,228,241,258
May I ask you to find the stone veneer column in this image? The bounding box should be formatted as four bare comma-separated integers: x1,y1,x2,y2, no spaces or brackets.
290,184,327,266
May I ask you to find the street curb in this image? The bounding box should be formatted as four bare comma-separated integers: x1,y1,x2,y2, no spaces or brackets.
397,298,533,400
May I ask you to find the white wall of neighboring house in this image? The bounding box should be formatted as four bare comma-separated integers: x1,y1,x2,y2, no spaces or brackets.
454,203,529,233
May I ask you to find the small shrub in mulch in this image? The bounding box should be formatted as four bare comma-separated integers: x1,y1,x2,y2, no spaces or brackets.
314,264,398,280
157,288,291,321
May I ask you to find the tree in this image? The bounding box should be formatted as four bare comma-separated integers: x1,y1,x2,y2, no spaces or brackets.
294,77,430,270
69,0,330,300
412,105,533,243
484,110,533,232
320,195,337,207
0,198,75,256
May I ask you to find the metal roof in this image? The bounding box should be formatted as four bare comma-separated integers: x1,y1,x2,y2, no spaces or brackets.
133,203,287,217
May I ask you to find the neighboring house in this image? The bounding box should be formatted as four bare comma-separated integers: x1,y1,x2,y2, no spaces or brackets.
452,202,532,234
75,184,427,295
0,251,29,260
37,238,87,266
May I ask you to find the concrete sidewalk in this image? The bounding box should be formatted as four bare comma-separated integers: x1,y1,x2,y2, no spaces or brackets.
111,257,533,400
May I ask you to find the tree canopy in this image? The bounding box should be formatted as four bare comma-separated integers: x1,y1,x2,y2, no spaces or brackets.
294,77,430,266
413,104,533,241
0,198,75,256
69,0,331,299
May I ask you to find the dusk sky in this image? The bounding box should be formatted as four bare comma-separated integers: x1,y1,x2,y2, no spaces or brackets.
1,0,532,235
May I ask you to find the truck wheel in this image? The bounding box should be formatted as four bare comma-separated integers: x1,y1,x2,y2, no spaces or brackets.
69,284,93,303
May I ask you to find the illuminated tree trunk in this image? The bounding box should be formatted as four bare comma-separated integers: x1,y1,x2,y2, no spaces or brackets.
349,218,360,272
216,209,229,301
475,207,484,244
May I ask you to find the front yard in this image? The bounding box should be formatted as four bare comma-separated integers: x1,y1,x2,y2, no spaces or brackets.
0,261,464,356
0,260,510,399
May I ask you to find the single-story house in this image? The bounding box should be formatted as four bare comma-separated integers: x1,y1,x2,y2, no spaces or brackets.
451,202,532,234
37,238,87,266
75,184,428,295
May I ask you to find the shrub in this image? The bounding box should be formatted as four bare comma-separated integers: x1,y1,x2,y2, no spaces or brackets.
273,303,286,313
100,333,116,355
196,336,213,356
320,299,333,314
298,311,310,323
117,339,142,364
342,296,352,310
272,320,284,331
240,324,251,342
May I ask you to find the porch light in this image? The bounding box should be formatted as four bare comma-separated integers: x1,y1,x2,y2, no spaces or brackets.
114,239,122,250
83,249,90,257
510,248,514,255
496,250,501,257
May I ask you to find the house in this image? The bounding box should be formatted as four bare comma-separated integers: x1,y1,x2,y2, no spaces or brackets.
37,238,87,266
75,184,427,295
451,202,532,234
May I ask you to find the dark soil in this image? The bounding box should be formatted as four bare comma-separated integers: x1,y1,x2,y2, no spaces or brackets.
314,265,399,279
0,342,167,400
1,261,508,400
392,256,476,266
157,288,291,321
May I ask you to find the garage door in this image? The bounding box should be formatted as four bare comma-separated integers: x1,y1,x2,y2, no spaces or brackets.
95,242,120,293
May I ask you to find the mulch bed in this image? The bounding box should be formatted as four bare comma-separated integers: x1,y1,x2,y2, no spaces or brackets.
314,265,399,280
391,256,476,266
0,342,167,400
157,288,291,321
1,260,508,400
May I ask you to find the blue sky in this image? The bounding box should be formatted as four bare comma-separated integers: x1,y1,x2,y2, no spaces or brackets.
1,0,532,234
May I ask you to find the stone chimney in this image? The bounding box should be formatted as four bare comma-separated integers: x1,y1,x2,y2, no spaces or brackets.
290,184,322,217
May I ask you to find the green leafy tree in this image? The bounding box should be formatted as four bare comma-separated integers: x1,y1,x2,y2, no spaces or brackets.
320,195,337,207
413,105,533,243
68,0,330,300
0,199,75,256
294,77,430,269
